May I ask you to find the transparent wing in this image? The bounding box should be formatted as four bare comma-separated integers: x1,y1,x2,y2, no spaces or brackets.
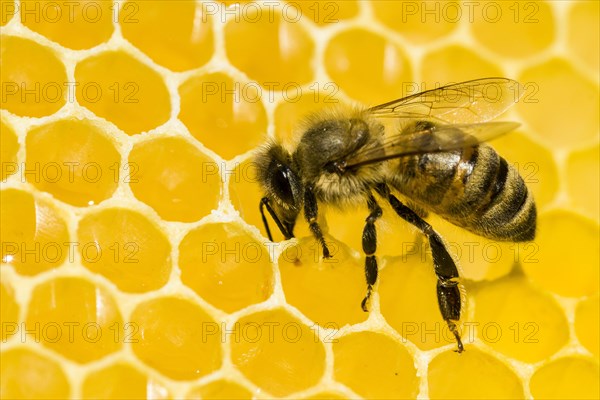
368,78,522,124
345,121,520,168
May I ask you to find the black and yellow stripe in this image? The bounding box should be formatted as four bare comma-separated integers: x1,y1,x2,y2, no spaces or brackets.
391,144,536,242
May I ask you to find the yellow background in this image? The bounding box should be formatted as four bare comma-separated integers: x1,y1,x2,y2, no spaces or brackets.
1,0,599,399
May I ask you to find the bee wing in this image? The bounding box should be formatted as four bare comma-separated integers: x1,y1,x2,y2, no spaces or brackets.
368,78,522,124
345,121,520,168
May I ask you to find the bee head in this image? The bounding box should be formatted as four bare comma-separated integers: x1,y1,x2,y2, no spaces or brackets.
254,141,303,240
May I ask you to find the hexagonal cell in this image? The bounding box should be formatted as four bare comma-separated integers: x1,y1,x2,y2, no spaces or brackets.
1,0,15,25
523,210,599,297
179,222,273,313
324,29,412,105
81,362,170,400
428,347,524,399
1,189,69,275
0,117,19,181
230,308,326,396
0,35,67,117
421,45,503,84
25,277,123,363
372,1,457,43
25,118,121,207
279,236,367,327
20,0,113,50
224,5,314,87
178,72,267,159
128,136,221,222
379,249,456,351
228,158,268,231
473,274,569,363
130,296,222,380
575,295,599,358
74,50,171,135
492,131,559,210
517,58,599,148
289,0,358,26
120,1,213,72
333,331,418,399
530,357,600,400
567,144,599,222
77,208,172,293
0,281,19,342
185,380,252,400
568,1,599,72
0,347,70,399
470,0,555,58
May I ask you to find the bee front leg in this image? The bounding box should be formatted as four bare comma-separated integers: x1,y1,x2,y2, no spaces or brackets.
361,194,383,312
376,184,464,353
304,186,331,258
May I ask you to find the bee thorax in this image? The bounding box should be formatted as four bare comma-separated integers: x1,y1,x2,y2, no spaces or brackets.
313,166,383,206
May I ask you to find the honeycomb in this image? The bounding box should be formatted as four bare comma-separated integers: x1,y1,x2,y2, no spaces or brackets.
0,1,598,399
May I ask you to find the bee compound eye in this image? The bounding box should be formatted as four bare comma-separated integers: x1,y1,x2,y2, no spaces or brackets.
272,166,295,205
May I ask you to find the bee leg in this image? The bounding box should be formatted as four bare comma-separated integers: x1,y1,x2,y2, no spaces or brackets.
304,186,331,258
431,235,463,353
361,194,383,312
260,197,293,240
376,184,464,353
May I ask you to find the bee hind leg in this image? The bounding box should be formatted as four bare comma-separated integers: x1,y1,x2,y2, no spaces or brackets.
375,183,464,353
431,234,464,353
361,194,383,312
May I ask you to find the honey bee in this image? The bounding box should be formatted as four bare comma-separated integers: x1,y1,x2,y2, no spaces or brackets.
254,78,536,353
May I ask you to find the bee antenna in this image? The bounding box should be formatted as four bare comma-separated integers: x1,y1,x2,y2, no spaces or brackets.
259,197,274,241
260,197,295,241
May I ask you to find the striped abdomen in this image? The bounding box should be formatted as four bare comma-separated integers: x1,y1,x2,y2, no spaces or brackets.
389,144,536,241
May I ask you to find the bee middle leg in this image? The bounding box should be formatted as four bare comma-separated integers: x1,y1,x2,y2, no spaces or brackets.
361,194,383,312
375,183,464,353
